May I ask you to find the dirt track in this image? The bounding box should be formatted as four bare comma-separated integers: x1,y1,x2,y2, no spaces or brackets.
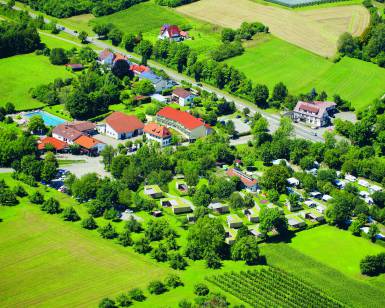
176,0,369,57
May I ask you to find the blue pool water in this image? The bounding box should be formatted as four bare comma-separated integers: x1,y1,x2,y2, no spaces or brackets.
25,111,66,127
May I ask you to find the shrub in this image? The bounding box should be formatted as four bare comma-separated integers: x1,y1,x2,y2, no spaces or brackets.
169,252,188,270
29,191,44,204
13,185,27,197
128,288,145,302
98,223,118,239
360,253,385,276
0,188,19,206
98,297,116,308
117,230,133,247
81,216,98,229
115,293,132,307
62,206,80,221
164,274,183,288
133,237,152,254
41,197,61,214
148,280,167,295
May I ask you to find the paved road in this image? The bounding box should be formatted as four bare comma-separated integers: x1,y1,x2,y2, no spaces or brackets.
11,3,325,142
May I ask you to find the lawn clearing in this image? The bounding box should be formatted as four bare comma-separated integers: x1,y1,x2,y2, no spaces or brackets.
0,53,72,111
177,0,369,57
226,36,385,110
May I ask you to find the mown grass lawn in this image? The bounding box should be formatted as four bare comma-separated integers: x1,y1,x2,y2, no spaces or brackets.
226,35,385,110
261,225,385,307
0,53,72,111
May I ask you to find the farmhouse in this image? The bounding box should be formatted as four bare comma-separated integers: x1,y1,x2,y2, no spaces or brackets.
226,168,258,192
292,101,336,128
74,135,106,155
139,71,173,93
144,185,163,199
227,214,243,228
156,107,212,140
144,123,171,147
52,121,96,144
172,88,196,106
208,202,230,214
104,112,144,140
37,137,68,152
159,25,188,42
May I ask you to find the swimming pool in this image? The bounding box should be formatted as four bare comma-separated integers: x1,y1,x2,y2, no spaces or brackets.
25,111,66,127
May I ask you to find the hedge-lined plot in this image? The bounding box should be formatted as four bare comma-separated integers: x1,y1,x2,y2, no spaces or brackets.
207,267,344,308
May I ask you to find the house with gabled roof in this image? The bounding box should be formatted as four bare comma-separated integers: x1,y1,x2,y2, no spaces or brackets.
104,112,144,140
172,88,196,106
156,107,211,141
159,25,188,42
139,71,173,93
37,137,68,152
98,49,115,66
226,168,258,192
52,121,96,144
292,101,336,127
144,123,171,147
74,135,106,155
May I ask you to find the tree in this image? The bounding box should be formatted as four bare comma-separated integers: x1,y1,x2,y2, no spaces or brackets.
228,192,245,209
271,82,288,103
28,116,47,134
98,223,118,239
192,184,211,207
49,48,68,65
124,217,142,233
221,28,236,42
29,191,44,204
360,253,385,276
128,288,145,302
337,32,358,55
115,293,132,307
72,173,99,203
132,79,155,96
41,152,58,182
151,243,168,262
117,230,133,247
13,185,27,197
164,274,183,288
260,165,290,193
111,60,133,79
349,219,363,236
373,191,385,208
133,237,152,254
78,31,88,44
62,206,80,221
368,224,379,242
81,216,98,229
0,188,18,206
194,283,209,296
231,236,260,265
134,40,153,65
98,298,116,308
326,191,356,228
205,251,222,269
108,28,123,46
148,280,167,295
259,207,288,235
252,84,269,107
41,197,61,214
169,252,188,270
124,33,137,51
92,23,114,39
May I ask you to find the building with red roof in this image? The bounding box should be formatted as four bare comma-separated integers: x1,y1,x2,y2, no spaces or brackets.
105,112,144,140
292,101,336,128
37,137,68,152
74,135,106,154
159,25,184,42
144,123,171,147
130,64,150,75
226,168,259,192
156,107,211,140
52,121,96,144
172,88,196,106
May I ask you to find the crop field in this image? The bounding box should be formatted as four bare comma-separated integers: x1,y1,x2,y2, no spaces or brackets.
261,226,385,307
226,36,385,109
208,267,343,307
0,53,72,111
176,0,369,57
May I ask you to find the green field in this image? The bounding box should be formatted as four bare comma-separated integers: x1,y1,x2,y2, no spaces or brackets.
0,53,73,111
262,225,385,307
226,36,385,110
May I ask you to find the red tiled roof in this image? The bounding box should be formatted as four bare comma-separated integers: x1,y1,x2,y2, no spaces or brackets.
38,137,68,151
172,88,193,99
53,124,83,142
106,112,144,133
74,135,103,149
226,168,257,188
130,64,150,74
161,25,181,37
299,103,319,113
157,107,205,130
144,123,171,139
113,53,128,63
66,121,96,132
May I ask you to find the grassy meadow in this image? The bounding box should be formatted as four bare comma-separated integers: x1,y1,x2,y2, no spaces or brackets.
0,53,72,111
226,35,385,110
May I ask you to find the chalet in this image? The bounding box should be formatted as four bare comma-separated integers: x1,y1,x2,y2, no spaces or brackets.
227,214,243,229
37,137,68,152
208,202,229,214
156,107,212,140
287,216,306,228
52,121,96,144
226,168,258,192
244,207,259,223
287,177,299,187
139,71,173,93
144,123,171,147
292,101,336,128
104,112,144,140
74,135,106,155
144,185,163,199
172,88,195,106
159,25,188,42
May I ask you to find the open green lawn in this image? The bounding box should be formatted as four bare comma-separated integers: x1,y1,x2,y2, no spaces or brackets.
262,225,385,307
226,35,385,110
0,53,72,111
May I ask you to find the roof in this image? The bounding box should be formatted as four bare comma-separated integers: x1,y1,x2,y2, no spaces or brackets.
38,137,68,151
113,53,128,63
66,121,96,132
65,63,84,69
74,135,104,149
105,112,144,134
161,24,181,37
227,214,242,223
139,71,163,84
226,168,258,188
294,101,336,119
53,124,83,142
157,107,205,130
208,202,228,210
99,49,114,61
144,185,162,194
144,123,171,139
172,88,193,99
130,64,150,74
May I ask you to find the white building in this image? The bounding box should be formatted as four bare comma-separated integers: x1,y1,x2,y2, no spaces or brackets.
172,88,196,106
104,112,144,140
144,123,172,147
292,101,336,128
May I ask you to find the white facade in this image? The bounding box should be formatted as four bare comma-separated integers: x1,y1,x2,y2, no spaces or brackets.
52,133,75,145
105,123,142,140
146,133,171,147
